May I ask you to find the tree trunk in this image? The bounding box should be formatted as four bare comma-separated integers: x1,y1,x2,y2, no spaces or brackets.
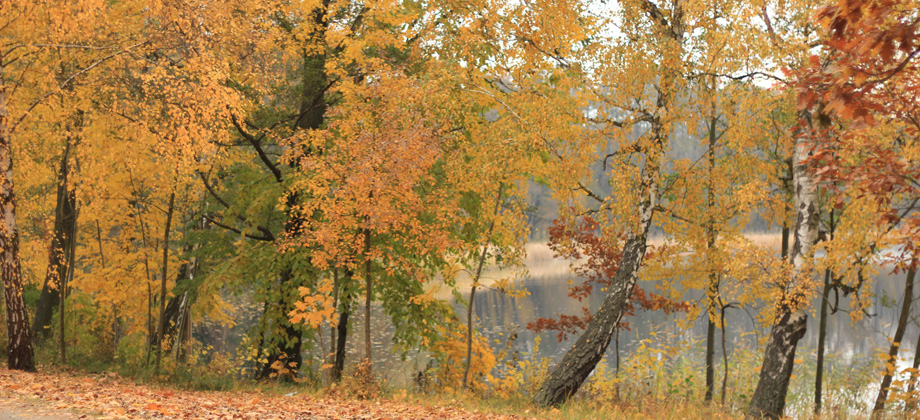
533,179,656,407
705,315,716,402
363,226,372,369
253,4,330,378
173,292,191,364
720,304,729,404
463,283,478,391
872,262,917,415
780,224,789,261
0,69,35,372
257,267,305,380
95,220,120,356
815,268,831,414
704,111,720,403
815,209,835,415
906,326,920,411
463,184,504,391
157,283,188,354
34,144,78,341
145,281,152,365
154,191,175,375
332,288,351,382
747,117,821,419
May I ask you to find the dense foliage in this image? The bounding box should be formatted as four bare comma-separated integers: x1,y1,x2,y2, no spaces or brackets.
0,0,918,418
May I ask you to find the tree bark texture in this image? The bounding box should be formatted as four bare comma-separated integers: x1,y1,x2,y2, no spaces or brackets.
156,267,190,352
363,226,372,368
533,173,656,407
704,110,719,404
705,314,716,402
815,268,831,415
0,69,34,372
815,209,835,415
332,288,351,382
747,118,821,419
872,263,917,414
34,144,78,340
154,191,175,375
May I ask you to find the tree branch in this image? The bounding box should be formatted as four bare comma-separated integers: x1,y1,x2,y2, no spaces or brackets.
10,41,148,135
203,214,275,242
576,182,605,203
197,171,276,241
230,113,283,183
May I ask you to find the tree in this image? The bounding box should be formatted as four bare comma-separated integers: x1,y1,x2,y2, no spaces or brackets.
746,110,824,419
531,0,785,406
32,140,78,343
0,0,145,371
793,0,920,415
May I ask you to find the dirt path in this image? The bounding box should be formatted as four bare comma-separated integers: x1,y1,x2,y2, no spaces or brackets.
0,398,82,419
0,368,533,420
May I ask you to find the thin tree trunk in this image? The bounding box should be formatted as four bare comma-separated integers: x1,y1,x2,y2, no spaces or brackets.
0,69,34,371
333,288,351,382
327,267,339,384
96,220,119,354
747,115,821,419
34,143,78,341
906,328,920,411
703,108,719,404
463,184,504,391
60,177,77,365
614,328,620,378
705,315,716,402
815,268,831,414
154,191,176,375
780,224,789,261
780,156,793,262
720,304,729,405
464,285,478,389
363,225,372,370
872,262,917,415
815,208,835,415
174,292,191,364
59,224,69,364
127,187,155,367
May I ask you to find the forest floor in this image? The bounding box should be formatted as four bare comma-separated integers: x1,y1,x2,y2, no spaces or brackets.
0,368,536,420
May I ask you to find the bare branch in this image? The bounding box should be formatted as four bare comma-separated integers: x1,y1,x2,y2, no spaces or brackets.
203,214,275,242
197,171,276,241
576,182,604,203
230,113,283,183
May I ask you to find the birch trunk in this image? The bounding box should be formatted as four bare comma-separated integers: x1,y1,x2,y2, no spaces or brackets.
533,161,658,407
747,115,821,419
0,68,35,371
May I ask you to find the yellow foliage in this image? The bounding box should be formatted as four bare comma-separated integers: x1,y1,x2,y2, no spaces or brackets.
288,278,337,329
428,321,497,393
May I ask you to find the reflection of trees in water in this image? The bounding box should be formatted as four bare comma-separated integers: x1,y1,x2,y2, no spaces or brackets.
193,266,915,384
471,269,914,374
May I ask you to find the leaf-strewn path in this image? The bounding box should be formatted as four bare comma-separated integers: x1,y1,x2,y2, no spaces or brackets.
0,369,532,420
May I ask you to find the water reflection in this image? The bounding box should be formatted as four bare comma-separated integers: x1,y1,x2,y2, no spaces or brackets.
340,257,915,399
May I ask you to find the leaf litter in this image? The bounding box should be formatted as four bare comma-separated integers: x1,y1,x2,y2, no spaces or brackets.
0,368,536,420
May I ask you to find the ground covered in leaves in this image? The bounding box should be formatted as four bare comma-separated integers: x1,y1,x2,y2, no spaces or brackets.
0,369,535,420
